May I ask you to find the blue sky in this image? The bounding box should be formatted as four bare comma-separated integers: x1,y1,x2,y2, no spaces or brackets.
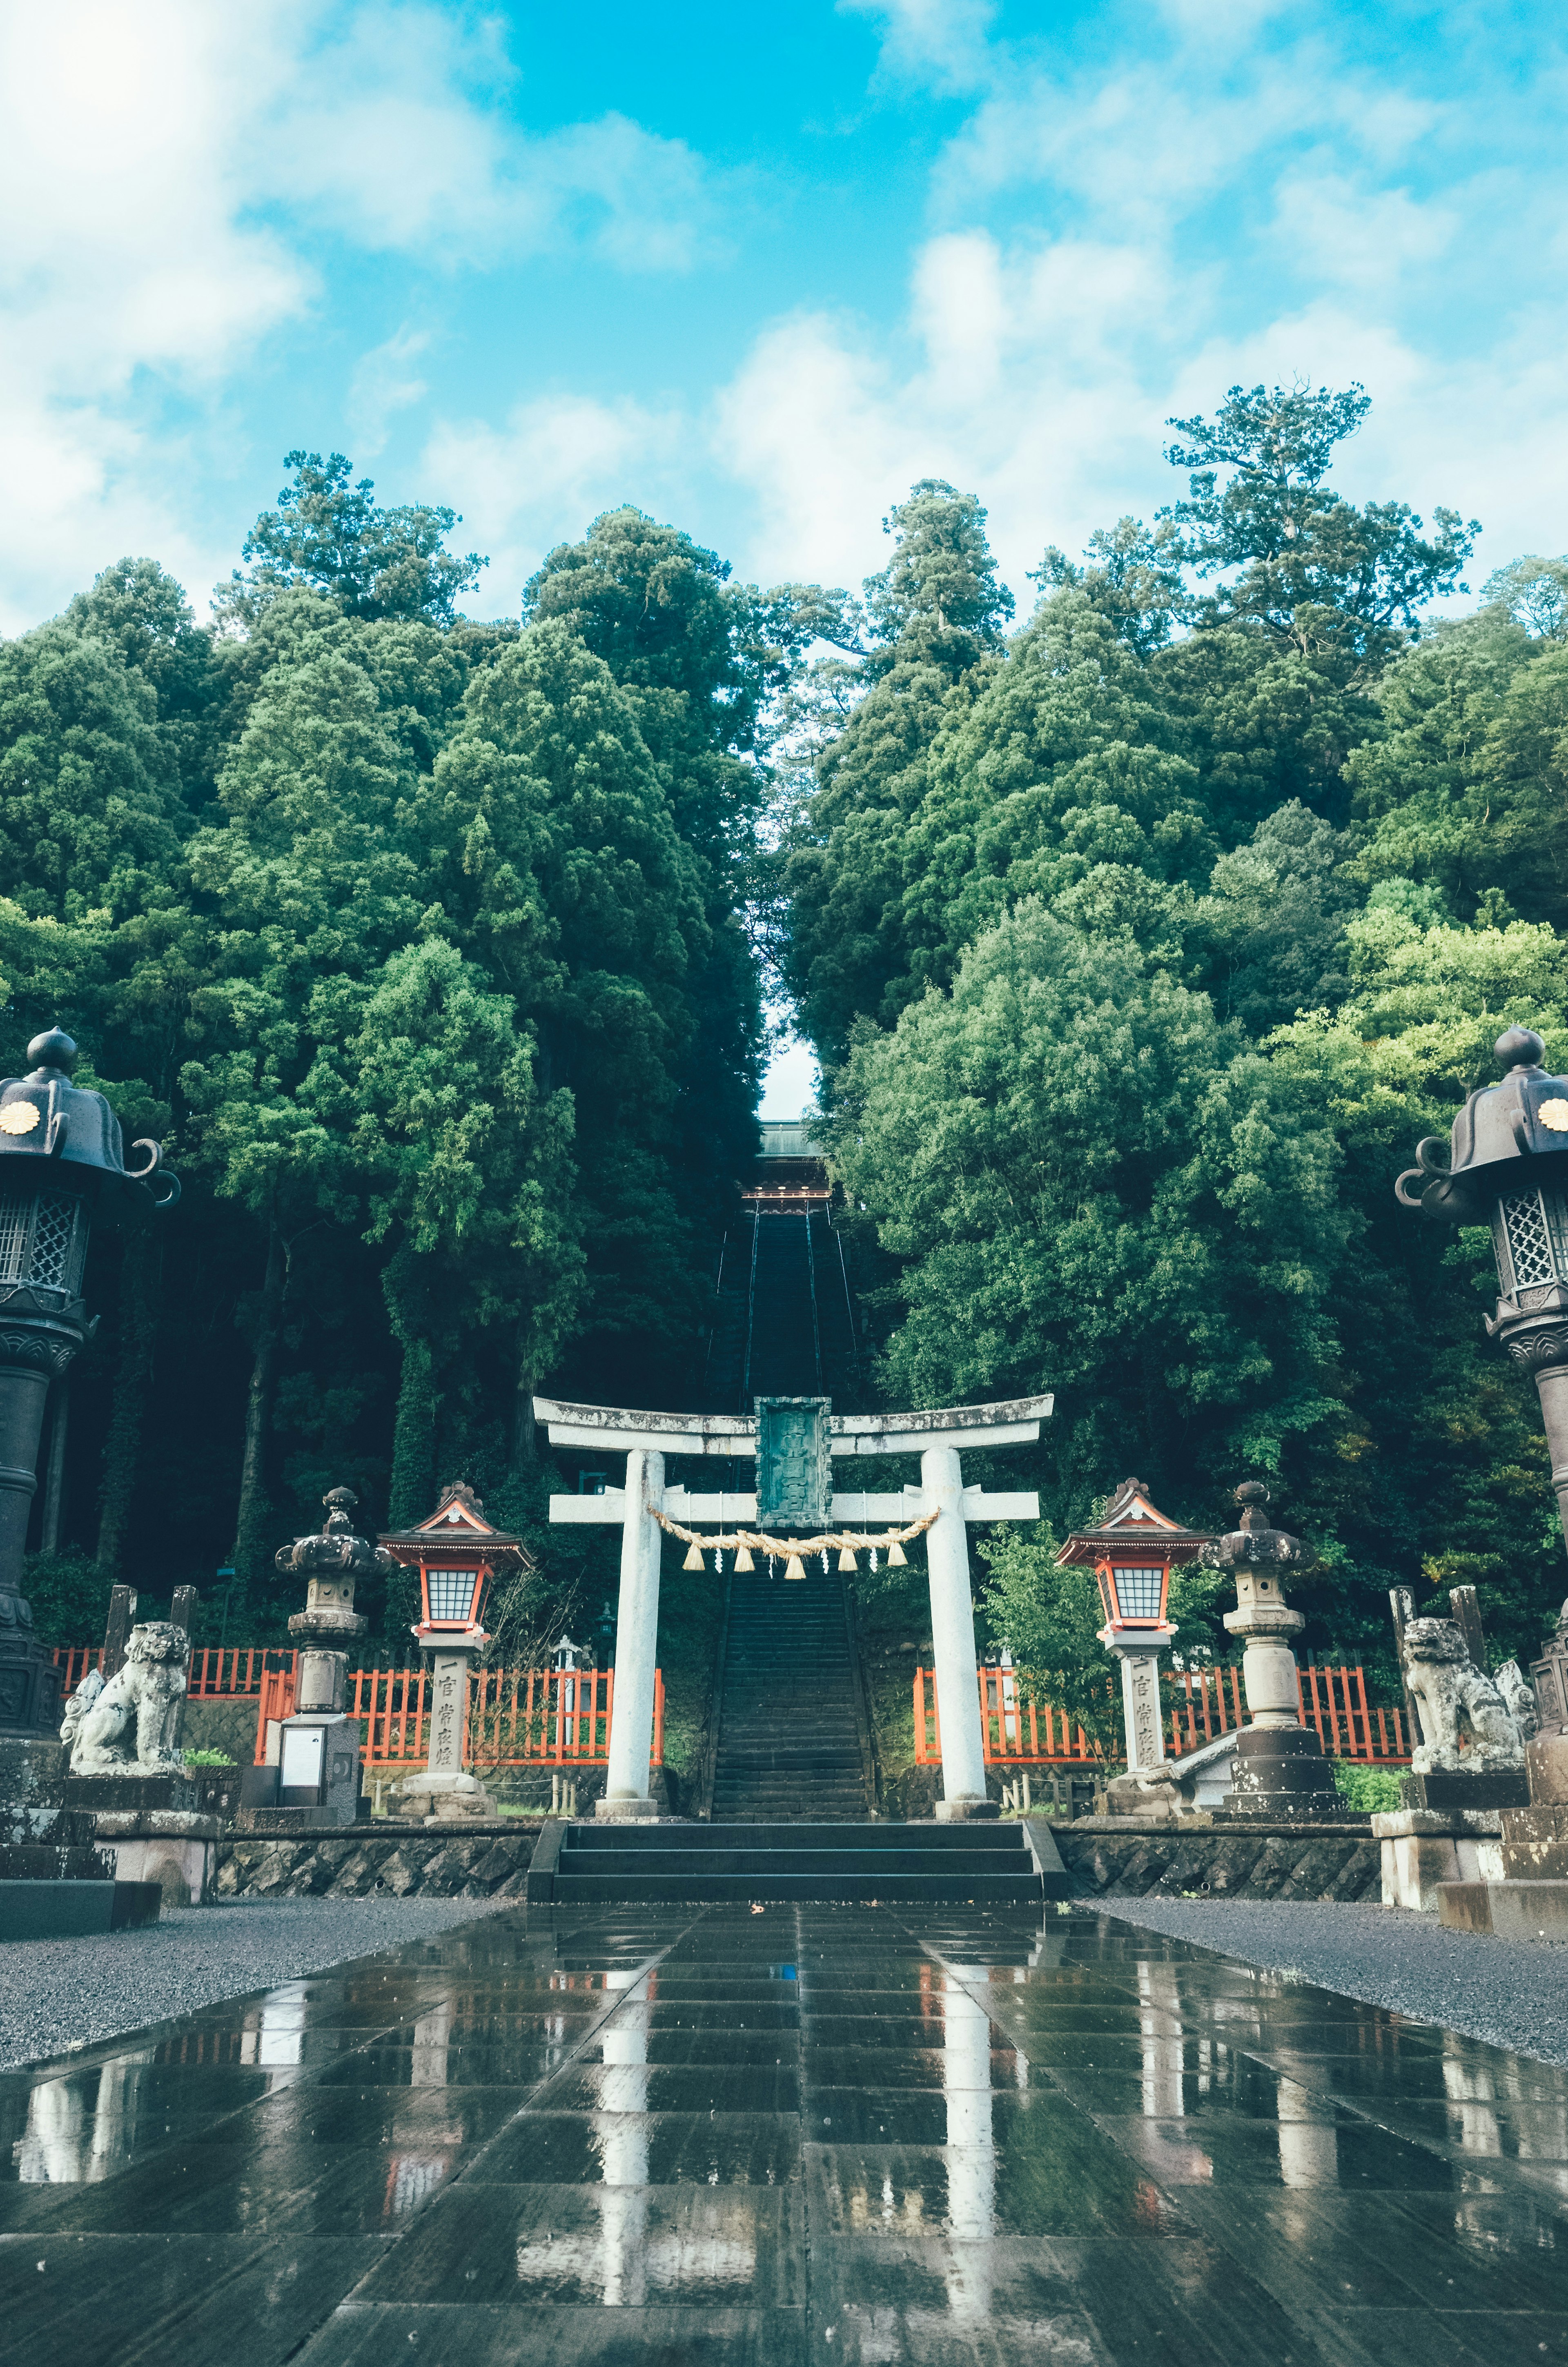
2,0,1561,1109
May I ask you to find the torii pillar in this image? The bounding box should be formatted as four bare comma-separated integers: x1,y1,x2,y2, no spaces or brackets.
536,1393,1051,1821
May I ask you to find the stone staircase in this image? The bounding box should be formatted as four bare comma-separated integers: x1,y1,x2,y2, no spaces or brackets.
549,1819,1049,1903
710,1569,869,1822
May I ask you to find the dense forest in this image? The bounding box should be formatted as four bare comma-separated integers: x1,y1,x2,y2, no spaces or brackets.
9,387,1568,1688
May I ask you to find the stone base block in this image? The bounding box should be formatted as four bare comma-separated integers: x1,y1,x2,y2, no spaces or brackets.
1214,1725,1339,1818
0,1877,163,1938
65,1772,198,1816
595,1794,659,1820
1372,1809,1504,1911
238,1804,358,1835
1401,1768,1528,1813
1499,1804,1568,1879
94,1811,221,1906
934,1796,1001,1821
1438,1877,1568,1942
0,1877,114,1938
1526,1733,1568,1805
0,1738,67,1832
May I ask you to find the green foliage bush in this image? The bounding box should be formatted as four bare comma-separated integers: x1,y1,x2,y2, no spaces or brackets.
1331,1761,1404,1813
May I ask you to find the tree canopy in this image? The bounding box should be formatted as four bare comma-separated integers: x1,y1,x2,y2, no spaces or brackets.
6,389,1568,1717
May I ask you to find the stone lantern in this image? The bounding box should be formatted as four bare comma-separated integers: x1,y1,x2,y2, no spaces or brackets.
380,1481,534,1822
0,1029,176,1740
1055,1480,1212,1776
1397,1027,1568,1552
263,1486,393,1824
1198,1481,1336,1816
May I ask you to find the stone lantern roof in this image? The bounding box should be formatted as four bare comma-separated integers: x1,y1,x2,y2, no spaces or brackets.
0,1028,178,1214
1397,1027,1568,1225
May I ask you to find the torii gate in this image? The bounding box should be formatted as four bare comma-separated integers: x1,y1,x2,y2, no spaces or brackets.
535,1392,1051,1820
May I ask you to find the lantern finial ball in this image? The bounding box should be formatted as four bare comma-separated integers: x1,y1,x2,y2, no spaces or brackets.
1497,1026,1545,1071
27,1026,76,1075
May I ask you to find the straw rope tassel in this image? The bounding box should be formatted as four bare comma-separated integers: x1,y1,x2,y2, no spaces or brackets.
784,1553,806,1582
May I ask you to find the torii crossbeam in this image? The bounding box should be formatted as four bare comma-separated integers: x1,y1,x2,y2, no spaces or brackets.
535,1392,1052,1819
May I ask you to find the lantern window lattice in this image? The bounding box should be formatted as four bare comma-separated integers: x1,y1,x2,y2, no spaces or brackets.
424,1566,479,1624
0,1185,85,1299
1109,1565,1166,1621
1496,1185,1568,1294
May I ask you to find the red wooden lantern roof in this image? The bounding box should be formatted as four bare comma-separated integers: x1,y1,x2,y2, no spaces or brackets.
1054,1477,1212,1568
379,1480,535,1574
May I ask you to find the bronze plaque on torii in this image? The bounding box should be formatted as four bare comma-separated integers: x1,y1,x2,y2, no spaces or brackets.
755,1397,831,1527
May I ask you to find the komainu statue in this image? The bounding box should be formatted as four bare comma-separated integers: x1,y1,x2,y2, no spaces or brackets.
1400,1617,1529,1774
60,1622,190,1774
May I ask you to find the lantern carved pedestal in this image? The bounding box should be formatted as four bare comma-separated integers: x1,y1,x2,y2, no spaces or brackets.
381,1483,534,1825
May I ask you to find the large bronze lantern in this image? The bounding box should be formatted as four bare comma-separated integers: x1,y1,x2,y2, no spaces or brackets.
1398,1028,1568,1551
0,1029,176,1737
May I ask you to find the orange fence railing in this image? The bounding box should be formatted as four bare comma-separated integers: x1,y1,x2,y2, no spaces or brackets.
246,1661,664,1773
58,1646,289,1699
1165,1663,1410,1763
914,1667,1096,1766
915,1662,1412,1767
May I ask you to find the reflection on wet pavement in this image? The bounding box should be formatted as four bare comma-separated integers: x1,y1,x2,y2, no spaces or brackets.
3,1902,1568,2361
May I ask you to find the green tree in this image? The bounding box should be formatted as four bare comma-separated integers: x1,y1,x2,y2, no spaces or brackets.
825,899,1345,1513
304,937,580,1608
215,451,488,631
412,619,718,1405
0,626,183,922
1161,381,1477,677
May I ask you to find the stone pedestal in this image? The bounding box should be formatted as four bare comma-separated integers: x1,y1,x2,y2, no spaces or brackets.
390,1769,498,1824
1400,1767,1528,1813
1214,1569,1336,1818
244,1710,365,1830
0,1735,158,1935
1438,1735,1568,1938
1214,1726,1338,1818
1374,1808,1504,1911
94,1810,220,1906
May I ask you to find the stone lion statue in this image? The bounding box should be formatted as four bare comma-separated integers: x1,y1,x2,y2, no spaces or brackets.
61,1622,190,1774
1401,1617,1528,1773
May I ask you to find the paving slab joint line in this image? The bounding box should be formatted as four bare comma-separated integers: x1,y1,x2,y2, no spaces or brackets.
295,1903,719,2348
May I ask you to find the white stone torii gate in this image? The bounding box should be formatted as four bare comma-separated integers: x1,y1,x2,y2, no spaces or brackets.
535,1392,1051,1820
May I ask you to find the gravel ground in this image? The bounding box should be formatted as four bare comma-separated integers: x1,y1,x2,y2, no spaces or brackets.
1101,1896,1568,2064
0,1892,519,2071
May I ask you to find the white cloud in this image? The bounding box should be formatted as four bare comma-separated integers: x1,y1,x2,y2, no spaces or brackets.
838,0,999,96
0,0,715,631
713,7,1564,608
421,393,686,612
271,5,717,272
346,327,431,459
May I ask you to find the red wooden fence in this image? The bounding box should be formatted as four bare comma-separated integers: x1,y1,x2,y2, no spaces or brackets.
53,1647,662,1772
247,1661,664,1773
914,1663,1412,1767
56,1646,284,1699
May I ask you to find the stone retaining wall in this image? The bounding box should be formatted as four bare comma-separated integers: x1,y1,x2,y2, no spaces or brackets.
1054,1817,1382,1902
214,1821,542,1902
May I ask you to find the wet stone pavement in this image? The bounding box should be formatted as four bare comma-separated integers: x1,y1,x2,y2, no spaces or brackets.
2,1902,1568,2364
